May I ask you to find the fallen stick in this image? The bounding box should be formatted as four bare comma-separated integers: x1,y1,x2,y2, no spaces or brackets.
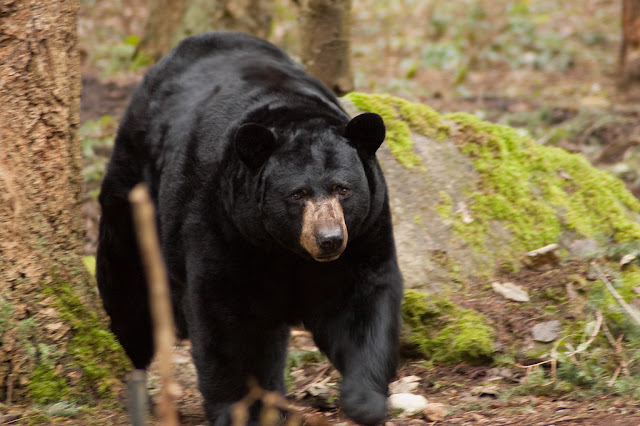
513,358,557,386
602,322,631,379
130,183,179,426
593,263,640,327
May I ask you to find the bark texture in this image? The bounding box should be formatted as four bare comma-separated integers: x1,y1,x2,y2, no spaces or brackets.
0,0,128,405
299,0,354,96
206,0,274,39
136,0,188,61
138,0,275,61
619,0,640,88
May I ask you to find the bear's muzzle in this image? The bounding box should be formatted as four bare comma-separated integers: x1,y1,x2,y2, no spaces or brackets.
300,196,348,262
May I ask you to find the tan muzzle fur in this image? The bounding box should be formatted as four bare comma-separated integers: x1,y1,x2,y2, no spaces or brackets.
299,196,348,262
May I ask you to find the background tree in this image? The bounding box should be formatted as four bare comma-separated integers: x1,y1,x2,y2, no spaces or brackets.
135,0,188,62
619,0,640,88
137,0,275,61
299,0,354,96
0,0,129,405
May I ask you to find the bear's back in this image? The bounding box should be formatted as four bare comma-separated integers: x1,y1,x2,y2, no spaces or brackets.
129,32,345,165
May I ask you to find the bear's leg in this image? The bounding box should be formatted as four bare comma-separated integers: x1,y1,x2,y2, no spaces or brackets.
306,278,402,425
96,197,154,369
185,299,290,425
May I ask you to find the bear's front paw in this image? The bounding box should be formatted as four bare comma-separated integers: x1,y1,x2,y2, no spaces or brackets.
341,388,387,425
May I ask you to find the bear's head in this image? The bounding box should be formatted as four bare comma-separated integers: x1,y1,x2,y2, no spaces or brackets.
234,112,385,262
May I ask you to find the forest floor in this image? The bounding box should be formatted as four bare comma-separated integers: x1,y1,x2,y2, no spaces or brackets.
11,0,640,424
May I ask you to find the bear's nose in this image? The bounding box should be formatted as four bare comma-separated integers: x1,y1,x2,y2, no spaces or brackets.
316,228,344,253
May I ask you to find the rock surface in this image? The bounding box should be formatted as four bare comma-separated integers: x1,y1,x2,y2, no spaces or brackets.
492,281,530,302
342,94,640,290
532,320,561,342
388,393,429,416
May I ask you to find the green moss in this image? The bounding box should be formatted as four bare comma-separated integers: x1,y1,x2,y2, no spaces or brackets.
430,249,464,283
16,317,38,360
435,191,453,220
446,112,640,252
28,365,71,404
82,256,96,277
0,296,13,338
346,92,451,169
587,265,640,343
39,277,131,403
347,92,640,290
619,267,640,300
402,289,495,364
543,288,567,303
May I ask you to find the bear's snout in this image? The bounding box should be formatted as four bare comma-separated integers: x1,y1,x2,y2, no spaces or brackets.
300,196,348,261
316,226,344,254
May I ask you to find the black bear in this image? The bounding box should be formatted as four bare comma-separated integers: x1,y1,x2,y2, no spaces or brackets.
96,32,403,425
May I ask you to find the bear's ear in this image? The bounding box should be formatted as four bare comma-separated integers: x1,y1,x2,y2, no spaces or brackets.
345,112,386,156
234,123,277,171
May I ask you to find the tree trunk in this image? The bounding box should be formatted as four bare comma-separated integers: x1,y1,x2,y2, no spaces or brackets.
137,0,275,62
206,0,275,39
619,0,640,88
136,0,188,62
299,0,354,96
0,0,130,405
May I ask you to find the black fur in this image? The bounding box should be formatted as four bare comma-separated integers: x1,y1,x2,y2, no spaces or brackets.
96,32,403,425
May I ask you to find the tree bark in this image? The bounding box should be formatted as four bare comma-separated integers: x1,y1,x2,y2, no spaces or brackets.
618,0,640,88
206,0,274,39
137,0,275,62
299,0,354,96
0,0,129,405
136,0,188,62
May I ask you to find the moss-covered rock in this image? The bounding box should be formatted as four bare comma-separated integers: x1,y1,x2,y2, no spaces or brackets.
342,93,640,289
402,289,495,364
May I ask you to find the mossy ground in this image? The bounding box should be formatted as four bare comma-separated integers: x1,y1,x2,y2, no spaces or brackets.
28,277,131,405
402,289,495,364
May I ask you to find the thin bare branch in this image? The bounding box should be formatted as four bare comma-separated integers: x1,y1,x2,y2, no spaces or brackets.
593,264,640,327
129,183,179,426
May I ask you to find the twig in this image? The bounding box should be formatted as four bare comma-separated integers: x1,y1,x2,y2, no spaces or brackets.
231,378,330,426
6,372,14,404
608,365,622,386
514,310,603,385
130,183,179,426
566,310,603,358
593,263,640,327
297,365,330,394
513,358,557,385
602,322,632,379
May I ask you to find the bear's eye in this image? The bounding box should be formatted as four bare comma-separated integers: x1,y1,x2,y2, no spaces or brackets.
291,189,307,201
335,185,350,196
